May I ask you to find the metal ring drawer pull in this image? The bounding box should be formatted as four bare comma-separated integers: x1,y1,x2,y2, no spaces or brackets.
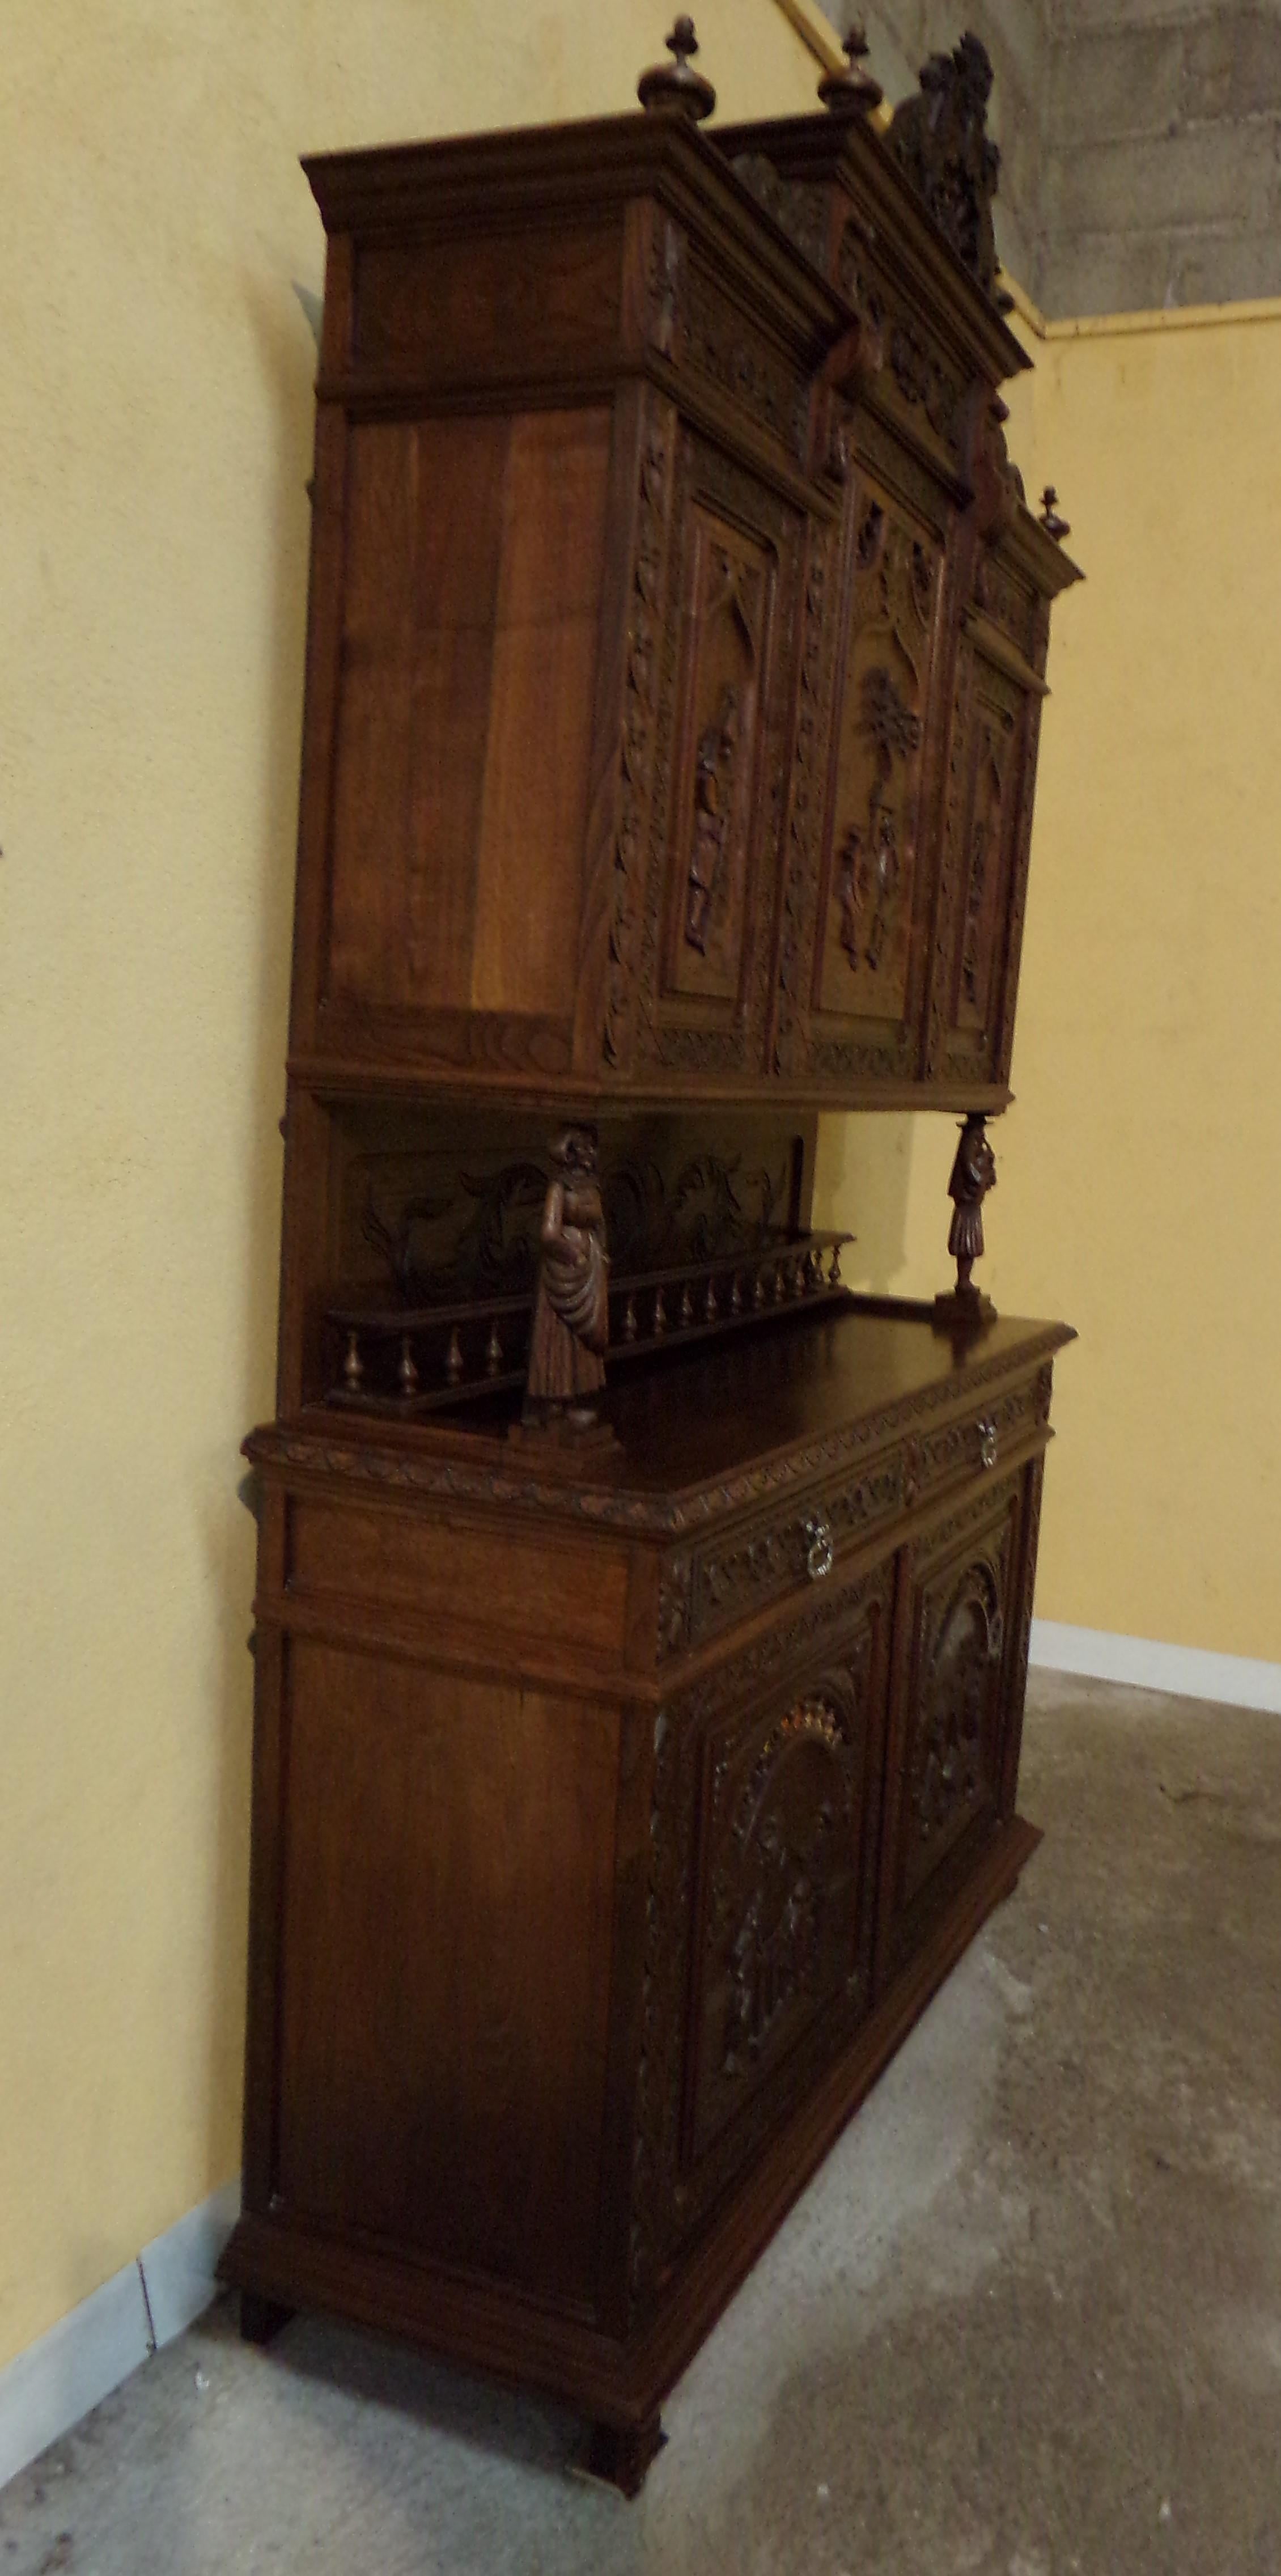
804,1512,835,1582
977,1417,999,1471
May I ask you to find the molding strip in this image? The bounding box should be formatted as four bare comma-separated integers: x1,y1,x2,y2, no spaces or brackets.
1031,1621,1281,1715
770,0,845,72
0,2180,240,2496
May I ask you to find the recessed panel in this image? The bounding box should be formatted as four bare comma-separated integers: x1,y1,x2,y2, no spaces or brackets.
325,408,610,1027
813,482,943,1033
663,506,776,1010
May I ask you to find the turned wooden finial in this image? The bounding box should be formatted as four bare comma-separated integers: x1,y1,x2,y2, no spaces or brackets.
818,22,883,117
1040,485,1071,541
638,17,716,121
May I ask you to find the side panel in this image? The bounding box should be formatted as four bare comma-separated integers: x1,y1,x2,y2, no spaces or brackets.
322,406,612,1038
270,1637,620,2312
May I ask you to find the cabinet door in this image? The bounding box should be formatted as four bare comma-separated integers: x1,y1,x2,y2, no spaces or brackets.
876,1467,1030,1988
629,424,805,1085
924,625,1044,1091
630,1564,893,2311
773,450,952,1092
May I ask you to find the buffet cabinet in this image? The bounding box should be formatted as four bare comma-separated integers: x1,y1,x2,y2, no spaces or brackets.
230,1309,1068,2489
222,21,1080,2494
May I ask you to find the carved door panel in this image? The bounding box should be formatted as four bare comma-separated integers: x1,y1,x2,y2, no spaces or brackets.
792,465,948,1087
631,427,803,1083
629,1566,892,2313
926,638,1039,1089
876,1469,1026,1988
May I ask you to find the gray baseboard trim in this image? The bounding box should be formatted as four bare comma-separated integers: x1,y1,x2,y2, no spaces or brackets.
0,2179,241,2495
1030,1620,1281,1714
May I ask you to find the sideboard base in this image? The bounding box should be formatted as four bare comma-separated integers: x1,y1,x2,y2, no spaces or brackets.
220,1811,1041,2493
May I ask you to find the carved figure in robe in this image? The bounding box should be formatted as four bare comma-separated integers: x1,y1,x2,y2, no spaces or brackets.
523,1128,610,1429
945,1112,996,1298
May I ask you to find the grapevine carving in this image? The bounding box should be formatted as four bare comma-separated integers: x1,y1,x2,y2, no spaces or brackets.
773,523,837,1077
603,406,674,1072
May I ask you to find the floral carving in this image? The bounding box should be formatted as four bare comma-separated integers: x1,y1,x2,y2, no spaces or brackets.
729,154,829,271
604,412,672,1071
773,525,837,1077
680,262,808,461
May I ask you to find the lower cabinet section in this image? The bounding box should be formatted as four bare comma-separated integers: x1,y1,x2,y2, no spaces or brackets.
223,1419,1053,2489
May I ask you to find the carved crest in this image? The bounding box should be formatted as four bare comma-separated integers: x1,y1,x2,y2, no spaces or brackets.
887,33,1001,301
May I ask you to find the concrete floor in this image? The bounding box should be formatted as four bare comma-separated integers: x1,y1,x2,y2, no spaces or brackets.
3,1673,1279,2575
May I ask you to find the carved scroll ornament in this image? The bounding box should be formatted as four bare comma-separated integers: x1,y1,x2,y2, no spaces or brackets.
887,33,1002,302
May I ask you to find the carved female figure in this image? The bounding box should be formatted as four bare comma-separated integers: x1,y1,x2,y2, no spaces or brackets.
945,1111,996,1300
523,1128,610,1430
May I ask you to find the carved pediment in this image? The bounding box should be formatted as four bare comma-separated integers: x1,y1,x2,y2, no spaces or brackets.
887,32,1001,302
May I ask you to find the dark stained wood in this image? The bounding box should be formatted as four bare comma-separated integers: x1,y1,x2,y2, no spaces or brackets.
238,2293,293,2346
224,33,1079,2499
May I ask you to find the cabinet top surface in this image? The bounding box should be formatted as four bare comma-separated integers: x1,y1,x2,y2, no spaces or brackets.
253,1305,1074,1536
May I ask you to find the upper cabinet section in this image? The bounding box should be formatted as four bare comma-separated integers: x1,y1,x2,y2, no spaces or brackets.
287,34,1080,1111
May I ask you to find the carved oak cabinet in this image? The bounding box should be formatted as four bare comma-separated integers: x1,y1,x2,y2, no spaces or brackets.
221,27,1080,2494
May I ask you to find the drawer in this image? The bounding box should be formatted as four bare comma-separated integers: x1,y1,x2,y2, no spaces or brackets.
656,1362,1051,1663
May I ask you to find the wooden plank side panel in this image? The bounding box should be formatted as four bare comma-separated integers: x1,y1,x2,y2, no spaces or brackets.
470,408,612,1019
325,422,419,1010
274,1640,621,2312
352,226,622,384
286,1495,631,1660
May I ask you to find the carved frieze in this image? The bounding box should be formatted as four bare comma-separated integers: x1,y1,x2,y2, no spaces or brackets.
839,226,964,466
677,260,809,462
249,1340,1066,1539
729,154,829,273
662,1455,904,1660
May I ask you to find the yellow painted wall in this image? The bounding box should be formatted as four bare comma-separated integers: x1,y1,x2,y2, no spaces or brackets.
0,0,830,2381
817,306,1281,1662
3,0,1279,2388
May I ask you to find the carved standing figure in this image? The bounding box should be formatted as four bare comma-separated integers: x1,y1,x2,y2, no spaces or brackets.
522,1128,610,1431
686,684,739,953
943,1111,996,1310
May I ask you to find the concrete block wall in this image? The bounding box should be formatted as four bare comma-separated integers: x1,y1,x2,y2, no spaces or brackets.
1042,9,1281,312
821,0,1281,315
822,0,1053,298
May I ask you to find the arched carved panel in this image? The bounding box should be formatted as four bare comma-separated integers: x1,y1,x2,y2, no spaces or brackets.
801,464,949,1083
882,1473,1026,1960
629,1565,892,2312
691,1675,868,2160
